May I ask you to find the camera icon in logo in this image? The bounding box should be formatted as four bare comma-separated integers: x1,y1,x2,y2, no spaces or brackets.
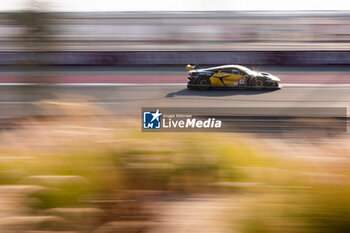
143,109,162,129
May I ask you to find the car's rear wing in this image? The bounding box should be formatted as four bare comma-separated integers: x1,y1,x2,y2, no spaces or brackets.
185,64,199,71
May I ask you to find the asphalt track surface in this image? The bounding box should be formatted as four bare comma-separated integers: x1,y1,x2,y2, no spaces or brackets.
0,85,350,117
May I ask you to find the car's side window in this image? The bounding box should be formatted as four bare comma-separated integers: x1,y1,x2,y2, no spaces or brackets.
232,69,242,75
221,69,232,74
214,68,246,75
240,70,247,75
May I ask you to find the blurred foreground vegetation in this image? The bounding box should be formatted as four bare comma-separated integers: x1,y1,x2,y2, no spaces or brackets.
0,101,349,233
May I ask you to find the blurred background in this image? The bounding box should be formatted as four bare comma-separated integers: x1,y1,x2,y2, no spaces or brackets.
0,0,350,233
2,10,350,52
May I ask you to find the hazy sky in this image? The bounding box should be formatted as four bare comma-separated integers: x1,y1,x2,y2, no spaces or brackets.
1,0,350,11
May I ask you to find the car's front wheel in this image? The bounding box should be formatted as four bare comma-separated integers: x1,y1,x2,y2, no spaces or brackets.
197,77,211,90
253,77,265,90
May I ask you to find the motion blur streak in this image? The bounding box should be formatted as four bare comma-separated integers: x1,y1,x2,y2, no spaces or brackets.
1,11,350,51
0,1,349,233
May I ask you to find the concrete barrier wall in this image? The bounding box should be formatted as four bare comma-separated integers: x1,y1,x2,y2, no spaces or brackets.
0,51,350,66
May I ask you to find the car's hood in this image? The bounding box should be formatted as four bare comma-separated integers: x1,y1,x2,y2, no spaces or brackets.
259,72,280,82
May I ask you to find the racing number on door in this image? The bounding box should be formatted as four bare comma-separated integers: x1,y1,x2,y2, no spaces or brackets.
239,78,245,85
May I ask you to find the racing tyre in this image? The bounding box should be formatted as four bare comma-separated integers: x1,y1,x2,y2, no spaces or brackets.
253,77,265,90
197,77,211,90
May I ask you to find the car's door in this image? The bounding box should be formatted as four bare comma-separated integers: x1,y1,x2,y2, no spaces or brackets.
221,68,238,86
210,69,234,86
221,68,247,87
209,69,228,86
210,68,247,87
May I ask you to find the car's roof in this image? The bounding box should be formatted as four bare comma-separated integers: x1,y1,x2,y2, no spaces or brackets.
202,65,254,74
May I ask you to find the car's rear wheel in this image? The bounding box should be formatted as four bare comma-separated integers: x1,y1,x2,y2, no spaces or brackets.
253,77,265,90
197,77,211,90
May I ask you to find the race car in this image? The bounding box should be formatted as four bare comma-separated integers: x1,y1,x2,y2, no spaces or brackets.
186,64,281,90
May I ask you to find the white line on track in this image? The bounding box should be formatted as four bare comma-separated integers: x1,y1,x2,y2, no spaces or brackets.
1,83,350,87
282,84,350,87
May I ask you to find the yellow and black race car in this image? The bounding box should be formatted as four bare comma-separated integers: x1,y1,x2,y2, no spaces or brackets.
186,64,281,90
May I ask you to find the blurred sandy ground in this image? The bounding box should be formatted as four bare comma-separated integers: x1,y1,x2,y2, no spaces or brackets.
0,100,348,233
